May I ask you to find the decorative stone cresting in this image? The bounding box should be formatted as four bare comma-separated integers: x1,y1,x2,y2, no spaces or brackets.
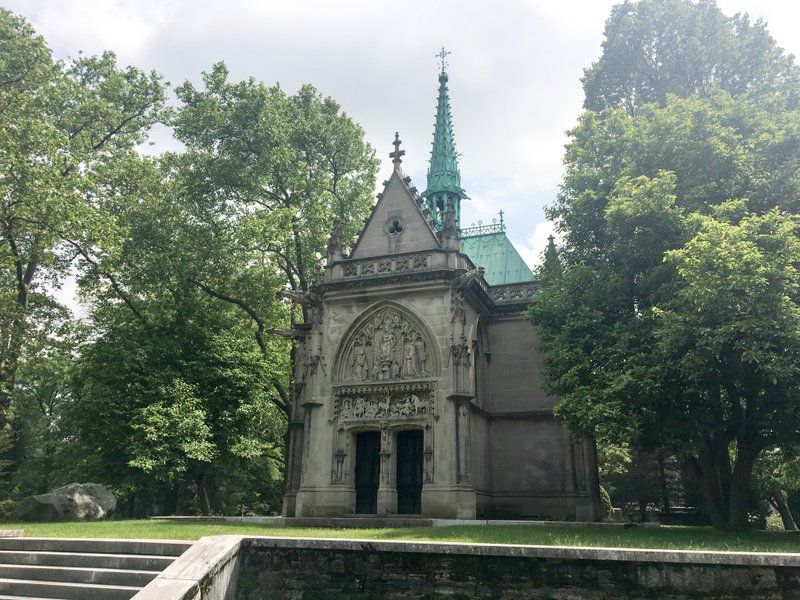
491,282,537,305
341,252,431,279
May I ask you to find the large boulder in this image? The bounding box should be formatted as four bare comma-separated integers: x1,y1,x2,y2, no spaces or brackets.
15,483,116,522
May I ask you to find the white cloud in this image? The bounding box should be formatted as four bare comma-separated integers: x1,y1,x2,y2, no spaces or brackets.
517,220,559,270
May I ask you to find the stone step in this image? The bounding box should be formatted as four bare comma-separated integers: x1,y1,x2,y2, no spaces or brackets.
0,578,140,600
0,596,70,600
0,550,175,570
0,564,158,587
0,539,191,557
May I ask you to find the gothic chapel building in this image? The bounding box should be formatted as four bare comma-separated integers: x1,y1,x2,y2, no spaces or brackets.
283,63,602,520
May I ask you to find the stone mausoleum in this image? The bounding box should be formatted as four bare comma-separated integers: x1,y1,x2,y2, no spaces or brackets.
282,61,601,520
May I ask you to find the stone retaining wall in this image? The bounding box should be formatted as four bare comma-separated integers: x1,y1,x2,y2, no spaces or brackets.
235,538,800,599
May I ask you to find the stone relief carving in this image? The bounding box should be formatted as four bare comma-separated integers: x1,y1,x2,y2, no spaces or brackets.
343,308,430,383
304,347,326,376
334,391,433,423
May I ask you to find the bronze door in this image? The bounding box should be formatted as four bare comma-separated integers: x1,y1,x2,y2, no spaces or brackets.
396,429,423,514
354,431,380,514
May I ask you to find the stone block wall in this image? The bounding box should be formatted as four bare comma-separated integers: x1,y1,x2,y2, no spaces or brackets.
235,538,800,600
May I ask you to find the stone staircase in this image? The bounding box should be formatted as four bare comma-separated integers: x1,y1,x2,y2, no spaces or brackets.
0,537,192,599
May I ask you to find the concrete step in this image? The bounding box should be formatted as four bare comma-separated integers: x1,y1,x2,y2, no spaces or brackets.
0,578,140,600
0,564,158,587
0,550,175,570
0,539,191,557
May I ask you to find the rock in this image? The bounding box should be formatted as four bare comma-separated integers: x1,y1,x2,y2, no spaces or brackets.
15,483,116,522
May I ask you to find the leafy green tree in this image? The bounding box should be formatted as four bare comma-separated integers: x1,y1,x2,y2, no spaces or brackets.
530,89,800,528
170,63,378,415
656,210,800,528
7,311,83,498
67,294,287,515
0,8,167,429
753,447,800,531
583,0,800,115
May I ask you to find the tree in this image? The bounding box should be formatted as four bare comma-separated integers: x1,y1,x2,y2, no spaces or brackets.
753,446,800,531
583,0,800,116
7,309,83,498
66,288,288,516
0,8,167,429
170,63,378,417
655,210,800,528
529,90,800,528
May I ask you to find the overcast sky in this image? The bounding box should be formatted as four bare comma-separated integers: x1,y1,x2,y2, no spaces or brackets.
7,0,800,268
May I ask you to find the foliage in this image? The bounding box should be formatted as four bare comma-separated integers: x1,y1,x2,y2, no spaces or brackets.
0,7,167,430
598,485,614,521
66,296,287,515
583,0,800,115
172,62,377,329
531,28,800,528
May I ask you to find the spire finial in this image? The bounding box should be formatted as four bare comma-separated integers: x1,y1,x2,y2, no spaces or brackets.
436,47,451,74
421,49,467,232
389,131,405,172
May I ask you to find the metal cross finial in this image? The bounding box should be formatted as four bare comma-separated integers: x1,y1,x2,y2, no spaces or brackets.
436,47,451,71
389,131,405,170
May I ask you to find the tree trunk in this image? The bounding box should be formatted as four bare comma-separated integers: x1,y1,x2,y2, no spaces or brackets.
726,439,759,531
657,452,670,512
198,473,212,516
770,489,798,531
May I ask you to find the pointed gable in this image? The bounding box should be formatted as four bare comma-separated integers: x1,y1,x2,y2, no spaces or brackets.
349,170,441,259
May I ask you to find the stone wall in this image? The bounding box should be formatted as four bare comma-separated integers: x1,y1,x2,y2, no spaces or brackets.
235,538,800,600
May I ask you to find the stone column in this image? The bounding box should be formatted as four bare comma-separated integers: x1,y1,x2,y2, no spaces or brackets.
423,422,434,484
376,424,397,514
456,400,471,485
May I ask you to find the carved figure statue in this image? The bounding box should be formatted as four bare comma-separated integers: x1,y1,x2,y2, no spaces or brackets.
379,327,396,362
326,218,344,265
352,346,369,382
403,344,420,378
442,205,459,241
375,326,398,381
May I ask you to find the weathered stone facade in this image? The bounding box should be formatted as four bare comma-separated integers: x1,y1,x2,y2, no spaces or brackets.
281,163,602,520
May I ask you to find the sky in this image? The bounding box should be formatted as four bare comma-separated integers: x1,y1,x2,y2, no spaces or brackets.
7,0,800,270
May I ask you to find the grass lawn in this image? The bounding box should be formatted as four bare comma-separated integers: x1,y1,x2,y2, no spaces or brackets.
2,519,799,553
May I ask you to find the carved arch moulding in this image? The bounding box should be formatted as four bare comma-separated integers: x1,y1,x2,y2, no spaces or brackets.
334,302,441,384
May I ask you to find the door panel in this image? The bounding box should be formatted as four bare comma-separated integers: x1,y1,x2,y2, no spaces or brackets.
396,429,423,514
354,431,380,514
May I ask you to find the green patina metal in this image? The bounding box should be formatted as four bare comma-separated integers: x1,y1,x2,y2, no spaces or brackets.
460,218,534,285
421,58,468,231
420,51,532,285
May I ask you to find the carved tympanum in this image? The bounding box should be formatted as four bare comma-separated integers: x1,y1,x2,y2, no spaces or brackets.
344,308,429,382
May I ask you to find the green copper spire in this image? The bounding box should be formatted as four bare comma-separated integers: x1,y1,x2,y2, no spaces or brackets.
422,48,467,231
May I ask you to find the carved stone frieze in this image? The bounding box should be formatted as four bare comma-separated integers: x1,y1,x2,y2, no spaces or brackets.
333,382,435,424
343,308,430,383
340,251,431,279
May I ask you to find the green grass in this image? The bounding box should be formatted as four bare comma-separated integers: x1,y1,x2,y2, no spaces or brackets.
2,519,799,553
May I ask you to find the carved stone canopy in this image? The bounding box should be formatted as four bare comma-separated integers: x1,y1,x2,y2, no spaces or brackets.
339,306,436,383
